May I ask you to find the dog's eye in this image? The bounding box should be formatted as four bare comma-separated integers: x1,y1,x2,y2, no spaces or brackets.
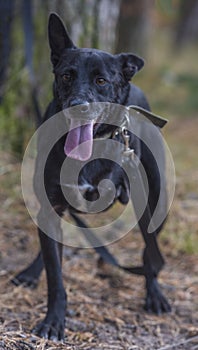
96,77,107,86
62,74,71,83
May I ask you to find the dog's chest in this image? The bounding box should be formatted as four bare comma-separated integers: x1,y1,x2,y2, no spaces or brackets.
60,158,129,213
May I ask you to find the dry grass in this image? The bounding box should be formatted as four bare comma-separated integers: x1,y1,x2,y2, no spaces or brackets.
0,114,198,349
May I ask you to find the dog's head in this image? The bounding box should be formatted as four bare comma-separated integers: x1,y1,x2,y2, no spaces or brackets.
48,13,144,160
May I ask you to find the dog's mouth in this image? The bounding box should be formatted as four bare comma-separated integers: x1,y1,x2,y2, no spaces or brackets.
63,102,109,161
63,102,124,161
64,119,94,161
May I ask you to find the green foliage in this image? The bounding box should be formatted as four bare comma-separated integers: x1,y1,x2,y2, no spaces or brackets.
1,2,197,160
176,74,198,112
134,33,198,119
156,0,179,18
0,11,52,158
150,67,198,117
0,68,34,158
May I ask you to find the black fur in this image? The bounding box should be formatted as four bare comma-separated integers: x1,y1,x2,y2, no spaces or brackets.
13,14,171,341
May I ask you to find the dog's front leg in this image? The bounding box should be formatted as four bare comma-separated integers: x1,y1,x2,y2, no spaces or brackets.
33,209,66,341
133,191,171,314
130,145,171,314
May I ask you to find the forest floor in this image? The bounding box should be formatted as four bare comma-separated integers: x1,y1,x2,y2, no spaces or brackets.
0,118,198,350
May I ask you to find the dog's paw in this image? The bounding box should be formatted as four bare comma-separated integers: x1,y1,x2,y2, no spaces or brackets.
11,271,39,289
145,278,171,315
11,272,39,289
32,316,65,341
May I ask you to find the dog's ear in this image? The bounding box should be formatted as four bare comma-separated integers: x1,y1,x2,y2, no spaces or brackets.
118,53,144,81
48,13,76,66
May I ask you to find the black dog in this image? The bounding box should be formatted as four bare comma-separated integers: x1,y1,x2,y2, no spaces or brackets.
13,13,171,341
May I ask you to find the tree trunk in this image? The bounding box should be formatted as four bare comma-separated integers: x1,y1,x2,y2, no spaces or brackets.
0,0,15,103
175,0,198,48
115,0,151,56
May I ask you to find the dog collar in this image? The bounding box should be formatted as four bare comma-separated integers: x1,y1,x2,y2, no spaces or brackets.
128,105,168,128
94,105,168,164
93,111,135,161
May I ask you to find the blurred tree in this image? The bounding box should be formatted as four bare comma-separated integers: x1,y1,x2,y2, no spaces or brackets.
99,0,120,52
0,0,15,103
75,0,101,48
115,0,151,55
175,0,198,48
91,0,101,48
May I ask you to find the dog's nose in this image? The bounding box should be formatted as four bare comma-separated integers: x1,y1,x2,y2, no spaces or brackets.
69,100,89,112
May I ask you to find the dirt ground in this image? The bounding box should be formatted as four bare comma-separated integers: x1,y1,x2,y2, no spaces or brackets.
0,119,198,350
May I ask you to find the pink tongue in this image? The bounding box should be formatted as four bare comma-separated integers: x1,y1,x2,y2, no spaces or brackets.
64,120,94,160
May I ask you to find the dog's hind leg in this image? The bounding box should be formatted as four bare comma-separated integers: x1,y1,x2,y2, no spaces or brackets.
12,251,44,288
11,208,61,291
12,203,65,290
12,242,63,289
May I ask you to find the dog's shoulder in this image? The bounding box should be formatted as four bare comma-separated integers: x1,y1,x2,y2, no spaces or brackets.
126,83,150,111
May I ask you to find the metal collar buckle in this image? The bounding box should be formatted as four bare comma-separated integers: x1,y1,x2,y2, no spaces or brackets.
121,127,135,161
112,125,135,161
